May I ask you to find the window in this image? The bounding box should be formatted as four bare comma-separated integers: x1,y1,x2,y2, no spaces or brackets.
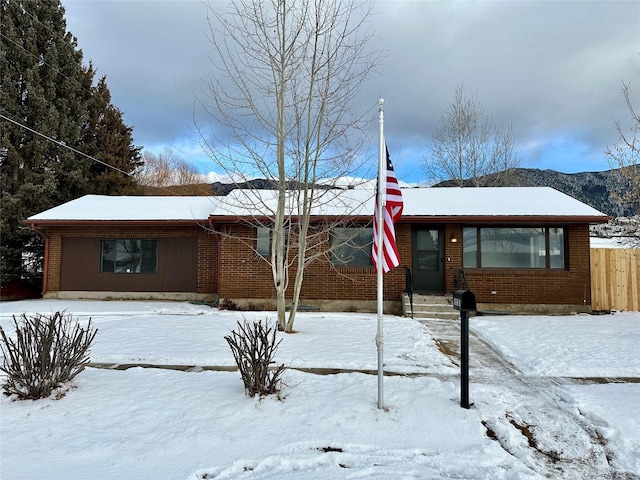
101,239,157,273
256,224,293,257
256,227,270,257
549,227,565,268
462,227,565,269
462,227,478,268
331,227,373,267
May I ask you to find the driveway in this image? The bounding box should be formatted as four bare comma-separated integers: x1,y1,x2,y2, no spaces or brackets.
421,317,639,480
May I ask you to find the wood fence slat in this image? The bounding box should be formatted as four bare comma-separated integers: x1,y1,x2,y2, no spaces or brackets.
590,248,640,311
631,253,639,311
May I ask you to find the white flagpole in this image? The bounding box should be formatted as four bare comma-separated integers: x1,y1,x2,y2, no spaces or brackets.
376,98,385,409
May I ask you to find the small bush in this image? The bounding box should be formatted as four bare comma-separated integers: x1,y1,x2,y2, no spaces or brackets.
218,298,238,311
224,319,286,397
0,311,97,400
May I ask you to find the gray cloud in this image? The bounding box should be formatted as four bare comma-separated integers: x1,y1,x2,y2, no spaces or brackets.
62,0,640,181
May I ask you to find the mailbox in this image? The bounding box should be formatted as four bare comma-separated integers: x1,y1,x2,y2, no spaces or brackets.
453,288,476,409
453,289,476,312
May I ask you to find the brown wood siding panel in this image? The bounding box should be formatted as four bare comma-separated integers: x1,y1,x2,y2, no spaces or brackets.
60,237,197,292
160,237,197,291
60,237,101,290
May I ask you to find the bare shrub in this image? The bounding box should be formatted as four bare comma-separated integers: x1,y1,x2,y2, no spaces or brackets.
0,311,97,400
218,298,238,311
240,300,276,312
224,319,286,397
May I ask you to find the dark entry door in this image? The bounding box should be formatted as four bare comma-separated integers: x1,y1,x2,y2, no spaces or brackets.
412,228,444,292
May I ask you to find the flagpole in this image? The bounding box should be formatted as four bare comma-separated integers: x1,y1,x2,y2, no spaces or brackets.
376,98,385,409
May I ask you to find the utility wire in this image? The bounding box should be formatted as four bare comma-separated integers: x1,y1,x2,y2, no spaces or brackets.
0,111,134,178
4,0,213,173
0,110,211,197
1,5,211,195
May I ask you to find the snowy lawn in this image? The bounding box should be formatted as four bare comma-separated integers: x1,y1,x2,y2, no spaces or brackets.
1,300,638,479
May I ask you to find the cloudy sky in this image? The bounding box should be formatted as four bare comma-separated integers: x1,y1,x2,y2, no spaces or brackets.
61,0,640,184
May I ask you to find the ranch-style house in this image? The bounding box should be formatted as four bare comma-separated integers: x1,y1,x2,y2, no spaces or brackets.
25,187,609,314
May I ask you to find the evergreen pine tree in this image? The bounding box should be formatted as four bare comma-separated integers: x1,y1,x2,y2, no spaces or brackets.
0,0,141,288
80,65,142,195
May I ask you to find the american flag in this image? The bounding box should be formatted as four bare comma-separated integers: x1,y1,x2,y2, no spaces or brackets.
372,146,403,274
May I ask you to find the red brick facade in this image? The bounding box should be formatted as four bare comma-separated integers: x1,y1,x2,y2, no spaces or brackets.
35,221,593,308
444,224,592,306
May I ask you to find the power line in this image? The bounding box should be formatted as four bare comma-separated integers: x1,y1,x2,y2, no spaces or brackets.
3,0,221,190
4,0,214,175
0,111,134,178
1,111,212,197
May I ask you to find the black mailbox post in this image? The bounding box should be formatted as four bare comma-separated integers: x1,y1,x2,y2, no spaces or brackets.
453,289,476,409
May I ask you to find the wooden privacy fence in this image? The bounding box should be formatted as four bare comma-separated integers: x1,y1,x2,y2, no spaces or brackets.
590,248,640,311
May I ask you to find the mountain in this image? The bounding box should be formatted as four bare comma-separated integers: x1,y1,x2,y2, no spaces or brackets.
154,167,635,218
210,179,339,196
433,167,637,217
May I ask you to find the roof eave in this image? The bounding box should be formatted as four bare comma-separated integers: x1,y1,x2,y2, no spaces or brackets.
25,214,610,227
209,214,610,224
24,219,209,227
399,215,611,224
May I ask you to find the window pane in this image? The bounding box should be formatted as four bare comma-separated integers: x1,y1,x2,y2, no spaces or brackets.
101,240,115,272
481,227,545,268
256,227,270,257
115,240,141,273
141,240,158,273
416,230,438,251
549,227,565,269
331,227,373,267
416,229,440,271
101,239,157,274
462,227,477,268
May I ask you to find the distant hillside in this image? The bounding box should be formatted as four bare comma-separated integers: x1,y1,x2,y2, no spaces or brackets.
141,184,213,196
434,167,637,217
210,179,335,196
148,166,637,217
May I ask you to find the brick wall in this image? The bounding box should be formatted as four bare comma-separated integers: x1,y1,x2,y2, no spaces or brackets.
217,224,404,301
454,224,591,305
40,221,593,307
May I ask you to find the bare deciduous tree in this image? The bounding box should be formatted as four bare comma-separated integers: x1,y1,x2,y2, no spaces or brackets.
422,85,520,187
136,148,207,194
198,0,380,332
606,76,640,244
607,79,640,211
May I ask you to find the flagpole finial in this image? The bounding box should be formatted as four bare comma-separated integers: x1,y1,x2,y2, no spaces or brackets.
378,98,384,107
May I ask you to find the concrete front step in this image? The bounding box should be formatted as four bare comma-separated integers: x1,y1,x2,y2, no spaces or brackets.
402,293,460,319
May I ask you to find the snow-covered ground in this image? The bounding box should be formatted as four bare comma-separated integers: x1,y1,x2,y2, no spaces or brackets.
1,299,638,479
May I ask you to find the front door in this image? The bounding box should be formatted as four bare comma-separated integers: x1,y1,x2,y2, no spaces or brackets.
412,228,444,293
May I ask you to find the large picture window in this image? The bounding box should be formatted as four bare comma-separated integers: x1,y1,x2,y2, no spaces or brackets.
331,227,373,267
101,239,158,273
463,227,565,269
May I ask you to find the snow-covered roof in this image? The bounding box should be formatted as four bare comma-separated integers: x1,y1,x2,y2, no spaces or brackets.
209,188,372,217
26,187,609,224
400,187,607,218
210,187,608,219
26,195,216,222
